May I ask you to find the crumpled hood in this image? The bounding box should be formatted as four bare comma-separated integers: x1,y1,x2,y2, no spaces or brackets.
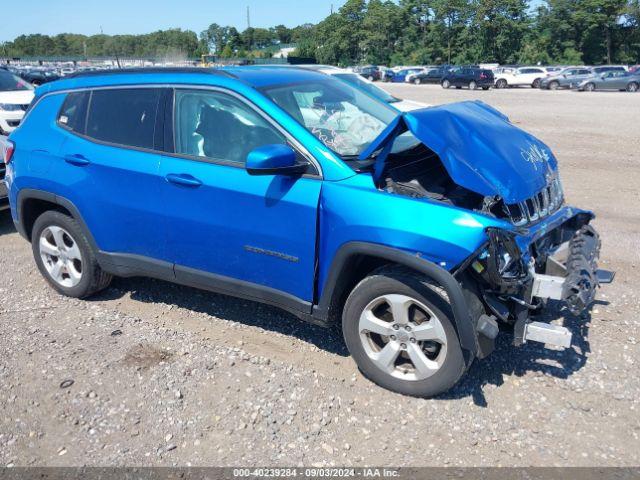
360,100,558,204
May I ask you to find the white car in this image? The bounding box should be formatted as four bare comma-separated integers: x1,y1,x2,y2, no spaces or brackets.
0,69,35,135
494,66,547,89
308,66,428,112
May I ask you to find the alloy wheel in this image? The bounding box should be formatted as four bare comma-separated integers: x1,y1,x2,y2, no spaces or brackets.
442,80,450,89
627,82,639,92
39,226,83,288
585,83,595,92
358,294,448,381
469,81,477,90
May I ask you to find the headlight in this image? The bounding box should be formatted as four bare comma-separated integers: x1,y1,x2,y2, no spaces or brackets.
482,228,528,287
0,103,22,112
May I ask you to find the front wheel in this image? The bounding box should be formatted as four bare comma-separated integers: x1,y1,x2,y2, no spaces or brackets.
495,79,507,89
584,82,596,92
469,80,477,90
31,211,112,298
532,78,541,88
441,79,450,89
549,81,560,90
342,267,466,398
414,78,421,85
627,82,639,92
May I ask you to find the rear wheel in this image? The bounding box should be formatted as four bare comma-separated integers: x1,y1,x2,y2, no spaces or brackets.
469,80,477,90
31,211,112,298
495,79,508,89
549,80,560,90
342,266,466,398
584,82,596,92
627,82,639,92
532,78,541,88
441,79,451,89
368,76,375,82
414,78,421,85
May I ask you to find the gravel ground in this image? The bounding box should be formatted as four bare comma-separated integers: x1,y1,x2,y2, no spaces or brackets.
1,86,639,467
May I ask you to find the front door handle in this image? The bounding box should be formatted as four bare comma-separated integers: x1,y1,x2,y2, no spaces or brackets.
165,173,203,188
64,154,90,166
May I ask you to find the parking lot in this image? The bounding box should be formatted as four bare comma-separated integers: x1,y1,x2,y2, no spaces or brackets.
1,85,639,467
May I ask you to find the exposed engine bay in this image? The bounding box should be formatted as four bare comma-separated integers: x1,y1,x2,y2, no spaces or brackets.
382,144,485,211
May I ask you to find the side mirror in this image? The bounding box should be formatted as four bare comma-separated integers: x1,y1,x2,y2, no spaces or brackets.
246,144,306,176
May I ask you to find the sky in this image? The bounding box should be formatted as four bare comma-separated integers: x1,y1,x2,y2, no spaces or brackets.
1,0,349,42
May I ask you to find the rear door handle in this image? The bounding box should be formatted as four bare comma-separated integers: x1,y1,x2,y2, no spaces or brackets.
165,173,202,188
64,154,90,166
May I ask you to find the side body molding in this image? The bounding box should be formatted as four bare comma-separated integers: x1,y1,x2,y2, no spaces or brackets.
314,241,478,361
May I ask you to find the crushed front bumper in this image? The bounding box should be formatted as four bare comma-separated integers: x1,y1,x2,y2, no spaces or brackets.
477,207,615,349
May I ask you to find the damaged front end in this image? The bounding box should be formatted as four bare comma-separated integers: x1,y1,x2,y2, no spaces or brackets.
362,101,614,355
467,210,614,353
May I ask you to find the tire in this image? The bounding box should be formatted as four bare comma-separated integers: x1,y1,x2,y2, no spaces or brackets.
31,211,112,298
549,80,559,91
495,79,507,89
441,79,450,89
482,86,490,90
584,82,595,92
414,78,421,85
368,76,374,82
342,266,466,398
469,80,477,90
532,78,541,88
627,82,639,92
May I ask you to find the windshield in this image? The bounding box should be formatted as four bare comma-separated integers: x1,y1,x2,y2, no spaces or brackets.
262,76,399,156
0,72,33,92
332,73,398,104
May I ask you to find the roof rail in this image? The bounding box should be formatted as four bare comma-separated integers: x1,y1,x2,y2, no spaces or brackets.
65,67,235,79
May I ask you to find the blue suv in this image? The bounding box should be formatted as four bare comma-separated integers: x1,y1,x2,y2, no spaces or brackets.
3,67,613,397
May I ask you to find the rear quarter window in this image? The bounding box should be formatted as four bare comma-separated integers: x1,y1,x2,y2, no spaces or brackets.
58,91,90,134
85,88,161,149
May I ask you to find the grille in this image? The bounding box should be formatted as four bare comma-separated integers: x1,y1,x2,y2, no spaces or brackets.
504,176,564,226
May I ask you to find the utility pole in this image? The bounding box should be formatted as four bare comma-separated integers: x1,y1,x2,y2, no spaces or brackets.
246,6,251,29
331,3,334,14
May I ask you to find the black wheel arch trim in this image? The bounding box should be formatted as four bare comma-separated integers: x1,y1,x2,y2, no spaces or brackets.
314,241,478,359
16,189,99,250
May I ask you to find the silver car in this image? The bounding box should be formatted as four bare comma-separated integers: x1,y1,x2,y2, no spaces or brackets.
576,71,640,92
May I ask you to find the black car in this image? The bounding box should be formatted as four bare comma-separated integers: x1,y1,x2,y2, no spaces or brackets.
441,67,494,90
19,70,60,86
412,66,450,85
356,65,381,82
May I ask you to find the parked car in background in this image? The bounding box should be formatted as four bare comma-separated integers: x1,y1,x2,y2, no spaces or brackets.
441,67,494,90
355,66,381,82
380,68,395,82
5,67,612,397
539,67,593,90
392,68,424,83
0,70,35,135
19,70,60,86
494,66,547,89
591,65,627,74
576,70,640,92
412,67,449,85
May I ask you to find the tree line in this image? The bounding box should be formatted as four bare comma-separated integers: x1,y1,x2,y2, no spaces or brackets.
2,0,639,65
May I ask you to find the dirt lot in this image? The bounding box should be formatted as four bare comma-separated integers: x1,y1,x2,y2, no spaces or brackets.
1,85,639,467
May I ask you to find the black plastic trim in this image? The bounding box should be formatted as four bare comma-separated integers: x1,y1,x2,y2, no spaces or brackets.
15,189,99,249
314,241,478,359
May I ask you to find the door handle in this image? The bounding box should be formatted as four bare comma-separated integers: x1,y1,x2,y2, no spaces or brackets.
165,173,202,188
64,154,90,166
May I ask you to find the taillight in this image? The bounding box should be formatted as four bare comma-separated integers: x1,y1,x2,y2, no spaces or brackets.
3,140,15,165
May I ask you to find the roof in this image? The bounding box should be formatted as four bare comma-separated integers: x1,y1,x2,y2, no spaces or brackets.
35,66,330,96
219,66,330,87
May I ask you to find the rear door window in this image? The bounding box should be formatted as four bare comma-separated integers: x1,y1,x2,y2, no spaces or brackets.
86,88,161,149
58,91,90,134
